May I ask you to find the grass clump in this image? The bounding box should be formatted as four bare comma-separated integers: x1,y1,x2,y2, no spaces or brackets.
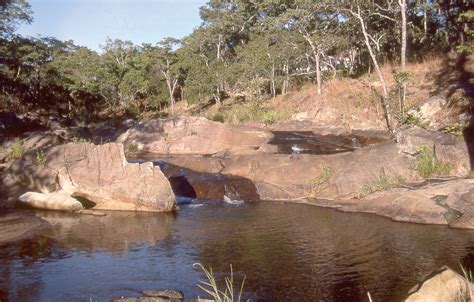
399,111,429,128
71,136,88,144
310,165,333,196
194,263,247,302
441,122,467,141
219,102,291,125
359,171,406,198
9,138,24,159
212,112,225,123
414,145,451,178
127,142,138,153
460,264,473,284
35,149,47,166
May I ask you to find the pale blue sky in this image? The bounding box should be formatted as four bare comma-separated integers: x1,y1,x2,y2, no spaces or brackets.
18,0,207,51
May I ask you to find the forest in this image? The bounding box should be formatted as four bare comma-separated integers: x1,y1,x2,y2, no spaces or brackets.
0,0,472,130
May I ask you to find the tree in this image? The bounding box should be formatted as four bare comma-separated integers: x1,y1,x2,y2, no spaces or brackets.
155,37,181,113
262,0,342,96
0,0,32,39
342,2,394,132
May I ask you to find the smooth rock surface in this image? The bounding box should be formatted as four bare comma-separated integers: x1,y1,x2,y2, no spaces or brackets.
118,116,273,156
4,143,176,212
19,191,84,211
159,141,414,200
405,266,473,302
305,178,474,229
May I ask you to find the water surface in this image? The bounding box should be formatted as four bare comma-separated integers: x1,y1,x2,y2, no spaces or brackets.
1,201,474,301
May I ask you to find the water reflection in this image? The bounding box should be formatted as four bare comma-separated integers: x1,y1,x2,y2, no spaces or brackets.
0,203,473,302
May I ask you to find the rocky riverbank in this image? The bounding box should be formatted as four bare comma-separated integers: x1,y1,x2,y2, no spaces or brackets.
1,113,474,237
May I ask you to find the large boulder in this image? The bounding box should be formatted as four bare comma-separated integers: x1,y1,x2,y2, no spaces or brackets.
405,266,473,302
118,116,273,156
4,143,176,212
407,95,447,128
19,191,84,211
396,126,471,175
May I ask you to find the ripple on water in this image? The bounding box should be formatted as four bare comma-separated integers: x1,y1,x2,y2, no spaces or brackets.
1,202,474,302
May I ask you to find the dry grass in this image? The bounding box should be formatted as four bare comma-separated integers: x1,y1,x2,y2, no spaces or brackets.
268,56,448,130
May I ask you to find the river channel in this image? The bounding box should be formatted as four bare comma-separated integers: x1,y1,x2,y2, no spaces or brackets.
1,200,474,301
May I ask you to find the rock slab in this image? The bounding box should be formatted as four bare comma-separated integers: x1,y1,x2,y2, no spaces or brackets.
405,266,473,302
118,116,272,156
19,191,84,211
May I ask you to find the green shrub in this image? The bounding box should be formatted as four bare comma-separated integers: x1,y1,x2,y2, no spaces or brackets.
127,143,138,153
441,123,466,140
212,112,225,123
414,145,451,178
10,138,24,159
310,165,333,196
399,111,429,128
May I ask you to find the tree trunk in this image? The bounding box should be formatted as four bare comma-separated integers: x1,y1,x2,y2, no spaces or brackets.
350,7,393,132
271,63,276,98
423,0,428,38
282,61,290,94
315,50,322,96
400,0,407,71
399,0,408,116
303,34,322,96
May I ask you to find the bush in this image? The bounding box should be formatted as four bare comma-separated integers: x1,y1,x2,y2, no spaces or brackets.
9,138,24,159
127,143,138,153
212,112,225,123
414,145,451,178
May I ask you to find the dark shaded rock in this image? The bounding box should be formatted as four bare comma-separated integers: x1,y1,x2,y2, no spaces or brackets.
161,162,259,201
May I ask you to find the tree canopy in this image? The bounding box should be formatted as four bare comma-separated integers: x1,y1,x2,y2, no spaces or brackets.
0,0,472,124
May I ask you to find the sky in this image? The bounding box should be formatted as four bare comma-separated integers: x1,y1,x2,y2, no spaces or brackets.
18,0,207,51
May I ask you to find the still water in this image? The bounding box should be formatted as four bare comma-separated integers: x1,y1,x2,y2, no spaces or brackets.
1,201,474,302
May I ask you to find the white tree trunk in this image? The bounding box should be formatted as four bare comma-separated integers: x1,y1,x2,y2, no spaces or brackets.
350,6,393,132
